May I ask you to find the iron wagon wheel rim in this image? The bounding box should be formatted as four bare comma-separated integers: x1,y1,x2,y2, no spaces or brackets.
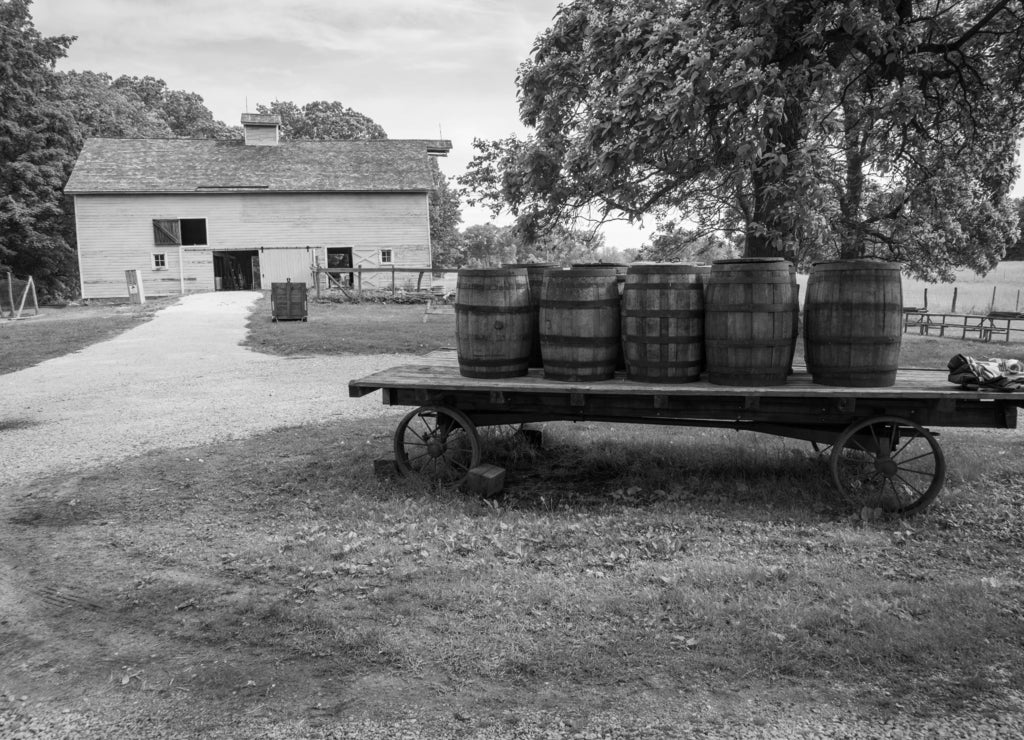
829,415,946,516
393,405,481,486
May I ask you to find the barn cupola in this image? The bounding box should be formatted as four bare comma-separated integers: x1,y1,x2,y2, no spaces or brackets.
241,113,282,146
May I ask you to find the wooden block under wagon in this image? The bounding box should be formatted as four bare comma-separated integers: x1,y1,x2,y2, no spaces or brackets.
373,458,398,479
466,464,506,496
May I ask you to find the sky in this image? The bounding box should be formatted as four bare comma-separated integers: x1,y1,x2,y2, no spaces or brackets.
30,0,1023,251
31,0,653,249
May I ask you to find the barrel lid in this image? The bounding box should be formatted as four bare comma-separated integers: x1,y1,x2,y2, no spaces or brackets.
713,257,790,265
572,262,628,273
547,266,621,278
502,262,559,268
627,262,705,274
810,258,901,270
457,267,528,276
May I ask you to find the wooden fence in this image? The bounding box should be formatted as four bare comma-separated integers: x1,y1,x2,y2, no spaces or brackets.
903,309,1024,343
312,261,456,300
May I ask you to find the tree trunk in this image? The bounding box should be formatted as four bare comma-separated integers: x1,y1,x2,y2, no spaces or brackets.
744,97,802,263
838,93,868,259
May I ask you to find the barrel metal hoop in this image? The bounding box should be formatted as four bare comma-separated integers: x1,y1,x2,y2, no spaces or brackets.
539,298,621,309
625,283,702,291
705,339,793,348
455,304,533,315
622,334,702,344
622,309,704,318
809,337,901,345
542,336,620,347
459,357,530,367
627,359,702,369
704,304,797,313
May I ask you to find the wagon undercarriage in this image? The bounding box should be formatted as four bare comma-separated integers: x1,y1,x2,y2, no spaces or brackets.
350,351,1021,516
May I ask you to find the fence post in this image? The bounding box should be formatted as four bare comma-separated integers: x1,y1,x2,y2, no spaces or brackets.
951,287,958,313
357,266,362,297
5,270,12,317
391,265,396,295
923,288,928,311
314,255,321,300
991,285,997,313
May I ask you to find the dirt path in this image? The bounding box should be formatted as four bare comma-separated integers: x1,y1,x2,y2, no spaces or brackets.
0,291,409,488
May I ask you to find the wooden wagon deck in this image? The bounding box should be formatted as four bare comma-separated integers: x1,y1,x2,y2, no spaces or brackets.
349,349,1020,432
349,350,1023,514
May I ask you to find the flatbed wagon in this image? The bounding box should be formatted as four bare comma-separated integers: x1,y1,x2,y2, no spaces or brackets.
349,350,1023,515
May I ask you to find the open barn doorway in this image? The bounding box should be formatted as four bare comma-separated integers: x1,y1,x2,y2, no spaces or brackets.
326,247,353,287
213,250,261,290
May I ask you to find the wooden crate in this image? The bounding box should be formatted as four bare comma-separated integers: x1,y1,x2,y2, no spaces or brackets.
271,280,308,322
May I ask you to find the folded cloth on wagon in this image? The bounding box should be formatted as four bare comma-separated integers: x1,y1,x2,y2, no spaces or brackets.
947,354,1024,391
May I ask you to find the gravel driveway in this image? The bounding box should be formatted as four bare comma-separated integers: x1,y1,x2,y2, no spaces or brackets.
0,291,410,488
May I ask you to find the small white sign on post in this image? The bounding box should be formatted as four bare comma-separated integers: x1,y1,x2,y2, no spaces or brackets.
125,269,146,305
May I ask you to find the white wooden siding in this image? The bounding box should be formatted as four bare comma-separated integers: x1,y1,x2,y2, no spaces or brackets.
74,192,432,298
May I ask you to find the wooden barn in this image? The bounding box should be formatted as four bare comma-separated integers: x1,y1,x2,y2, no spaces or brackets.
63,114,451,299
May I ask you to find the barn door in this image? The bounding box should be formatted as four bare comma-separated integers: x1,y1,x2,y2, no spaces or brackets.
250,255,261,290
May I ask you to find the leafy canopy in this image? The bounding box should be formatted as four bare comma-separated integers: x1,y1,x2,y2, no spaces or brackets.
256,100,387,141
461,0,1024,279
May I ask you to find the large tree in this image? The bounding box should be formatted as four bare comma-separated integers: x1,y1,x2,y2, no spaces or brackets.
112,75,236,139
0,0,78,296
462,0,1024,279
55,71,172,138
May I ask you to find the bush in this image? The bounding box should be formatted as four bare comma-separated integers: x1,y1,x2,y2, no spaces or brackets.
316,289,433,305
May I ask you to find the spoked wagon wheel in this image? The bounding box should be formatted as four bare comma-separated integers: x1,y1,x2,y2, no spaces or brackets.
393,406,481,485
829,415,946,516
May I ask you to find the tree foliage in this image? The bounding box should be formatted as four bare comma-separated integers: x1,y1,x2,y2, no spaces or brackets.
0,0,78,295
256,100,387,141
428,159,464,269
637,222,740,263
462,0,1024,280
455,222,606,267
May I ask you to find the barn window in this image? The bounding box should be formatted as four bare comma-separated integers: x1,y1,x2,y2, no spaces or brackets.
153,218,207,246
152,253,167,269
379,248,393,264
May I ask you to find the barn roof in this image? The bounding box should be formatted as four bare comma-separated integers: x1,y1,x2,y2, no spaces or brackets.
64,138,452,195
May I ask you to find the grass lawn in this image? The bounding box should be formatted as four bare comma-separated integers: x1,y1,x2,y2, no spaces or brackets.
3,292,1024,736
244,297,457,356
4,416,1023,736
0,298,177,375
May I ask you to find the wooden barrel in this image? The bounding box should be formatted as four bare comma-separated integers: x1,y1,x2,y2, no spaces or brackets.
803,259,903,387
574,263,628,369
621,263,704,383
455,268,532,378
788,264,799,374
502,262,558,368
540,267,621,381
694,264,713,372
704,258,798,386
